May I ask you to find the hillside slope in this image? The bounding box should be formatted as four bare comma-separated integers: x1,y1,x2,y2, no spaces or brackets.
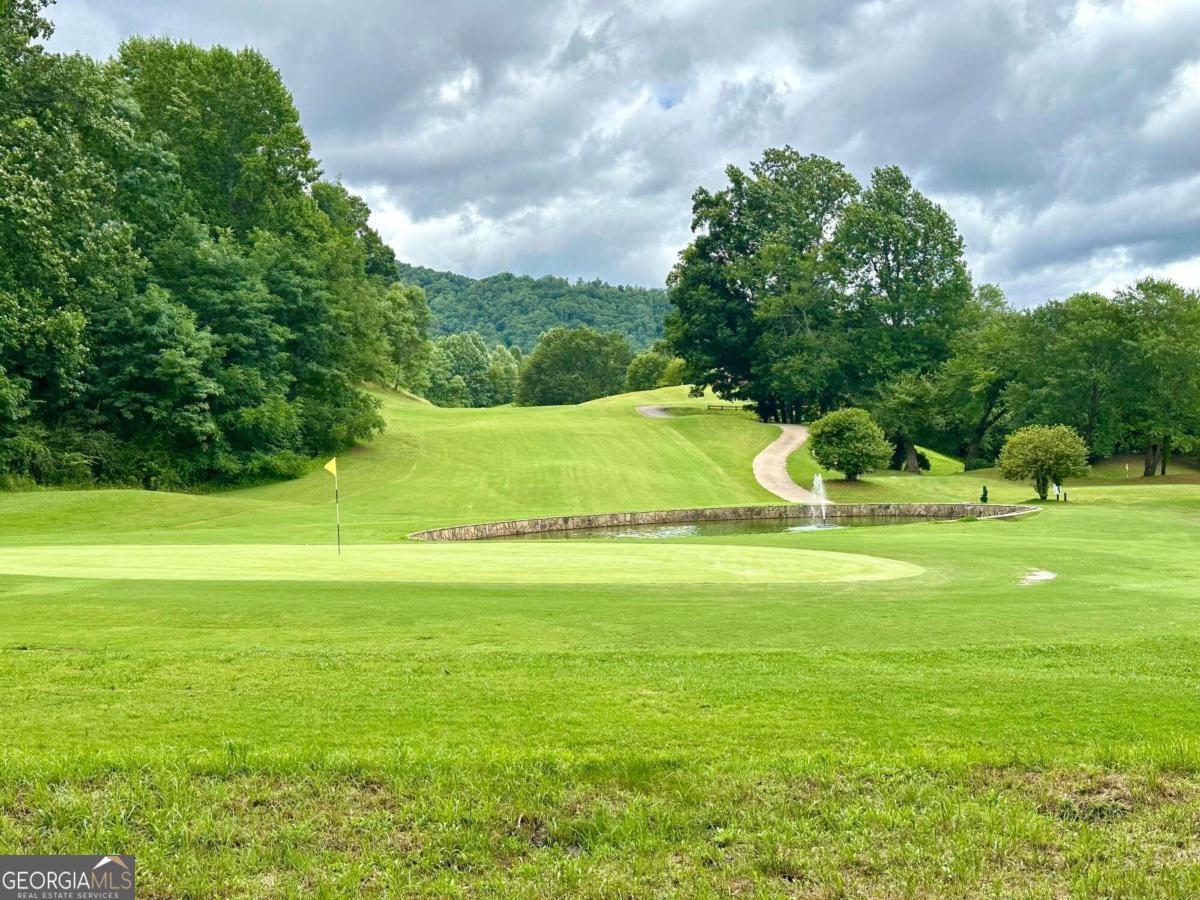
0,387,777,545
7,391,1195,547
396,261,670,350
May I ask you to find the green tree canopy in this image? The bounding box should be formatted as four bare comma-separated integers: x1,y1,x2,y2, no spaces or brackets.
1116,279,1200,475
381,284,433,395
834,166,974,390
116,36,321,236
624,348,672,392
516,327,633,406
666,148,860,423
667,150,977,428
658,357,686,388
426,332,495,408
1001,292,1130,460
0,3,431,486
998,425,1089,500
834,166,975,466
397,263,669,352
921,288,1022,465
487,345,520,406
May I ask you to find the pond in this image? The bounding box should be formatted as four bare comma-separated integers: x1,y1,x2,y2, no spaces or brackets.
500,515,944,541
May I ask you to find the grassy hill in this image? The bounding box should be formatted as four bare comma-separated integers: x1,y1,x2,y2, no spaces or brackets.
3,390,1200,895
397,261,670,350
0,387,775,546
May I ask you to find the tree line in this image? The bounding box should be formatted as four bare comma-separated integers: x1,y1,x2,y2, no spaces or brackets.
1,1,433,487
422,327,683,409
396,262,670,352
1,1,683,490
9,0,1192,490
667,147,1200,473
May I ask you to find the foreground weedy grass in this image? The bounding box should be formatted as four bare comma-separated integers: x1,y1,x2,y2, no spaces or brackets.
2,387,1199,896
6,749,1200,897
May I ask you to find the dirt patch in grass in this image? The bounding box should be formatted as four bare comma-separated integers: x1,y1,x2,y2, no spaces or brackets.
1042,771,1136,822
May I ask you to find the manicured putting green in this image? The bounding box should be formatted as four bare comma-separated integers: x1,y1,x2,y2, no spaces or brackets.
0,542,923,585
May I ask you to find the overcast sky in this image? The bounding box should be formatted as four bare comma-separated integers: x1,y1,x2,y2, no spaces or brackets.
48,0,1200,305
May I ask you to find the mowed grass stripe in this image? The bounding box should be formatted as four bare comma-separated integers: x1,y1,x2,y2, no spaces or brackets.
0,542,923,584
0,387,780,545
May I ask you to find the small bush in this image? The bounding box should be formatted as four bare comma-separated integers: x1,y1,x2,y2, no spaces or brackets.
0,473,37,492
242,451,310,482
808,409,892,481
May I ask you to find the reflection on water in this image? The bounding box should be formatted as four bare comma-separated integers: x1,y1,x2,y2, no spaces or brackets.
504,516,939,540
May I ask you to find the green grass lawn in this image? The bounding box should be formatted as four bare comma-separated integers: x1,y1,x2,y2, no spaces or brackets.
0,387,778,546
3,388,1200,896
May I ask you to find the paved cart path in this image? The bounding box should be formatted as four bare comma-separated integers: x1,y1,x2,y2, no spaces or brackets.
752,424,820,503
636,405,819,503
635,405,673,419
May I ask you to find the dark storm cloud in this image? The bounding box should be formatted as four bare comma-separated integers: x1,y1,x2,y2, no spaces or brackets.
48,0,1200,303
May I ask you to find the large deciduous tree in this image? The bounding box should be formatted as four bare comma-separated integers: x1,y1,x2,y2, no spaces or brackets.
999,425,1089,500
933,279,1200,475
516,327,632,406
427,332,496,408
924,287,1022,466
381,284,434,395
666,151,976,445
487,344,521,406
116,36,321,236
834,166,975,469
624,347,672,392
666,148,860,422
1116,279,1200,475
1002,292,1131,460
0,5,428,486
1,0,214,483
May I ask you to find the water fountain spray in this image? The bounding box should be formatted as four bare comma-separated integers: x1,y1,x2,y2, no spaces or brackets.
811,474,828,524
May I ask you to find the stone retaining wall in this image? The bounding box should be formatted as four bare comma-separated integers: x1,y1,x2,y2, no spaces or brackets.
408,502,1038,541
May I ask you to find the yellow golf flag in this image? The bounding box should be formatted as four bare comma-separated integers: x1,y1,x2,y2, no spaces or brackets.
324,457,341,554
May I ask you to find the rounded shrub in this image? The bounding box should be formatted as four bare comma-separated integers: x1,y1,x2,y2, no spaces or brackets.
808,408,893,481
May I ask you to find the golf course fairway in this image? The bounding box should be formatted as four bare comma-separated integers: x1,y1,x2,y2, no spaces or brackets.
3,386,1200,897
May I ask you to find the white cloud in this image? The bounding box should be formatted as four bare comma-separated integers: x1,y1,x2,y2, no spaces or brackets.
46,0,1200,304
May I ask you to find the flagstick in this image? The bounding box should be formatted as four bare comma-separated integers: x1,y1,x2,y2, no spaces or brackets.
333,471,341,556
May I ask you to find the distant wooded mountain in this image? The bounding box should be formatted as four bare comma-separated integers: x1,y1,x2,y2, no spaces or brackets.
395,262,669,351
